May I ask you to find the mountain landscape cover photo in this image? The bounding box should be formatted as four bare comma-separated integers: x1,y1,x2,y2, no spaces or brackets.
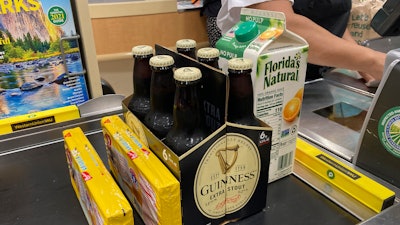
0,0,89,119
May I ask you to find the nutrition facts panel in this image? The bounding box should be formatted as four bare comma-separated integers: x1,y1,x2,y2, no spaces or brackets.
255,87,284,143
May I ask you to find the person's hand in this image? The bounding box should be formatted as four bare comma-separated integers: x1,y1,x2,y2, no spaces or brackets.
358,71,380,87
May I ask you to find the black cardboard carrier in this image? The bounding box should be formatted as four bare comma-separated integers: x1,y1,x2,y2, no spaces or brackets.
121,45,273,225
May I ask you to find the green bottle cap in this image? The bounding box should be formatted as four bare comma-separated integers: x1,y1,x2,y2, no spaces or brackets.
235,21,259,43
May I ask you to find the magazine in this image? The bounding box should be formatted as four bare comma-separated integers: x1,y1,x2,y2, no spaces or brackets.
0,0,90,119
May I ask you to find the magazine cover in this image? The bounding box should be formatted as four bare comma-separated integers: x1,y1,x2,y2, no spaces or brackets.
0,0,90,119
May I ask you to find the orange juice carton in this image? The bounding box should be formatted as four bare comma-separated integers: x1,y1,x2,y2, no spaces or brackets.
101,115,181,225
63,127,134,225
216,8,309,182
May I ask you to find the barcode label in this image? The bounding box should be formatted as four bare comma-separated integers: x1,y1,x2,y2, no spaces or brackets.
278,151,293,170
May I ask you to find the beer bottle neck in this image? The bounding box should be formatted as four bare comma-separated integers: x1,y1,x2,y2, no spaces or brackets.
149,67,175,113
177,47,196,59
133,55,152,97
198,57,220,69
227,69,258,125
172,81,204,130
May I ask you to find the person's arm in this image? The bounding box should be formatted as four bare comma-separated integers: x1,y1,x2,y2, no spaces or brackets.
340,28,378,84
342,28,356,43
249,0,385,81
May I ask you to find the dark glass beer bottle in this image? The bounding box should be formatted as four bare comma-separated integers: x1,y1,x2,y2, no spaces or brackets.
227,58,261,126
176,39,197,59
197,47,220,69
143,55,176,139
164,67,210,156
127,45,154,120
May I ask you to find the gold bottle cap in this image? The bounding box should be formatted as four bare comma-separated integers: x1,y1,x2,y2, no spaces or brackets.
228,58,253,70
131,45,154,56
176,39,197,48
197,47,220,59
149,55,174,67
174,67,202,82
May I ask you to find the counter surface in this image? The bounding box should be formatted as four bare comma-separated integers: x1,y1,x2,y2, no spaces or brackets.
1,94,399,225
0,106,359,225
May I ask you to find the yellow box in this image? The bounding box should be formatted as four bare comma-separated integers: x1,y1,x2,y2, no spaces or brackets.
63,127,134,225
1,105,80,135
101,115,181,225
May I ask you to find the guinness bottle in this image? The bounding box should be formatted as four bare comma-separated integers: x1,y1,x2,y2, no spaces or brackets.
176,39,197,59
143,55,175,139
227,58,261,126
164,67,210,156
127,45,153,120
196,47,220,69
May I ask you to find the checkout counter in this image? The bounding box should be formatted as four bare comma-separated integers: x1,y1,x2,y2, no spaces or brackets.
1,76,400,225
1,45,400,225
1,1,400,225
0,95,369,225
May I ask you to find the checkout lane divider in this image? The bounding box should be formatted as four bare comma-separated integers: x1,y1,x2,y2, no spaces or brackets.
0,105,81,136
294,138,396,220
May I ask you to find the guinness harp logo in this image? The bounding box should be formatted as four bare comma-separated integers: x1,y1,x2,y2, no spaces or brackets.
194,133,261,218
216,144,239,174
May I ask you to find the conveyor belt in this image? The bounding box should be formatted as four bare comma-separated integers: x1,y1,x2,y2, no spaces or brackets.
0,107,360,225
